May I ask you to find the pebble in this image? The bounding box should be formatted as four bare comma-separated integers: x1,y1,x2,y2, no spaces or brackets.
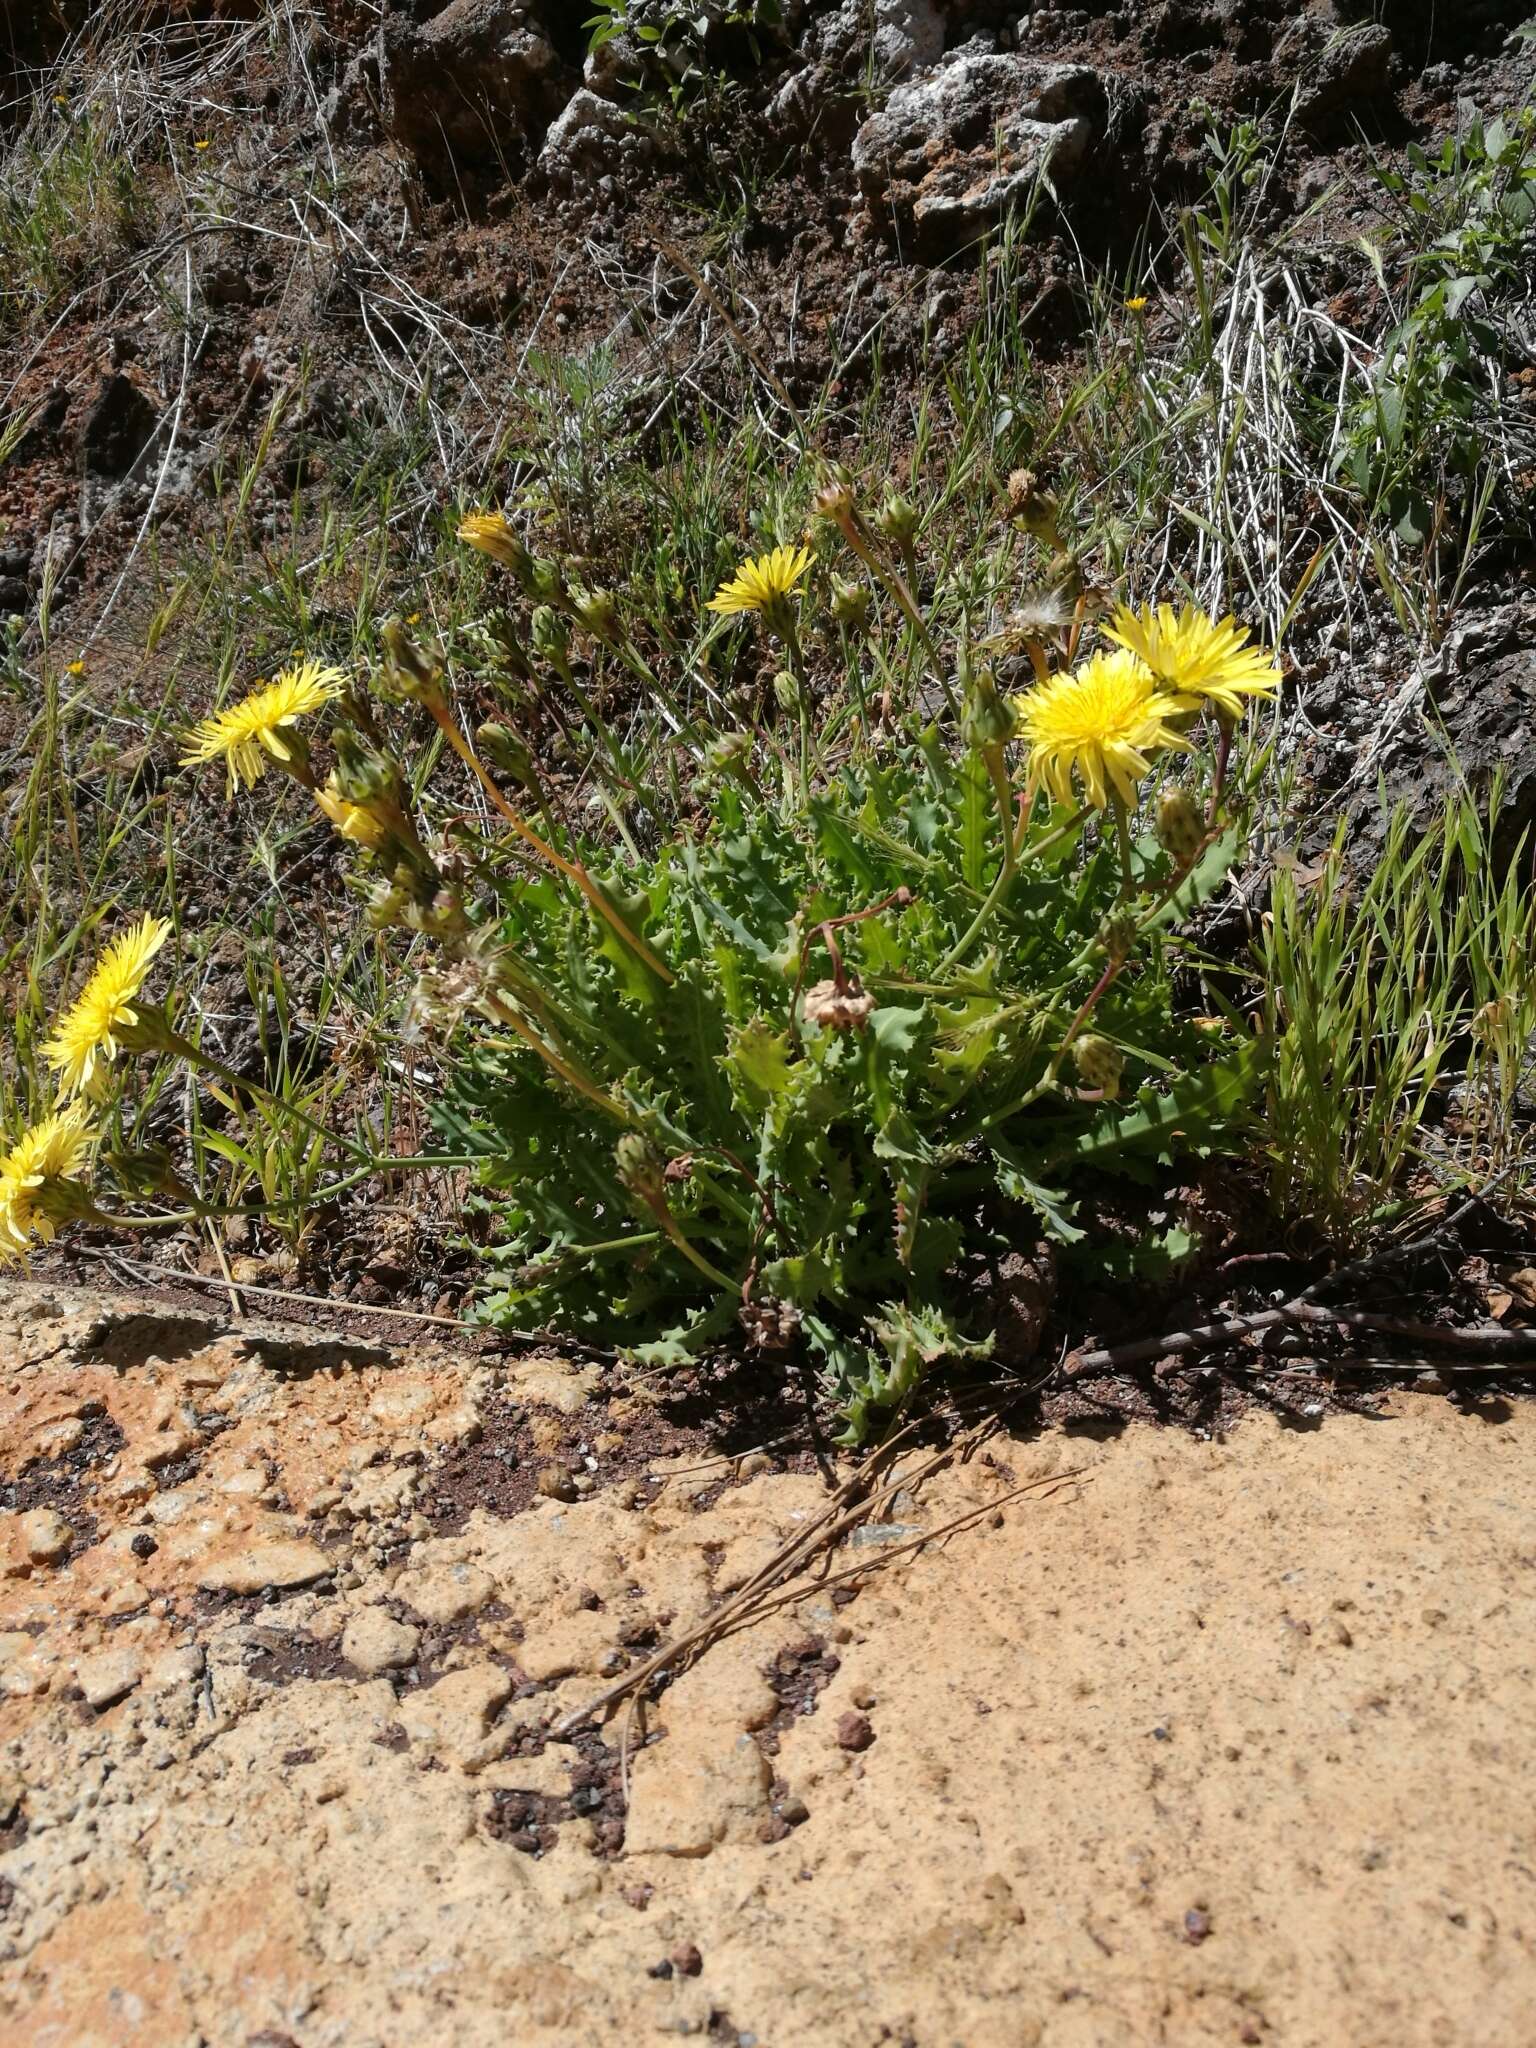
199,1539,333,1594
20,1507,74,1564
670,1942,703,1977
74,1648,142,1709
538,1463,580,1503
341,1608,422,1676
835,1711,875,1752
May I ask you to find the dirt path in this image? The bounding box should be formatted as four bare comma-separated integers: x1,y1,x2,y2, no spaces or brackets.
1,1279,1533,2047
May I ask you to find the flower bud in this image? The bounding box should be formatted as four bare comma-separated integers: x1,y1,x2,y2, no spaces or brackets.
531,605,571,671
476,722,537,788
961,667,1015,752
615,1132,667,1205
810,472,856,525
873,489,918,549
773,669,804,714
380,619,447,713
1073,1034,1124,1098
830,574,871,628
705,730,754,775
1156,787,1205,861
1099,913,1138,964
569,585,620,644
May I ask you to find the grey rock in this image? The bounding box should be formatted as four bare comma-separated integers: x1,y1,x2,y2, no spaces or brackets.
852,53,1109,251
1296,23,1394,124
804,0,946,79
539,88,655,195
381,0,568,184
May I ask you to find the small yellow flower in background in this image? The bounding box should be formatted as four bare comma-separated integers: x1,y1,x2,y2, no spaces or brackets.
1014,649,1186,811
315,777,389,851
66,659,85,676
1106,602,1281,724
1124,295,1149,313
181,659,343,795
42,914,173,1098
0,1104,97,1264
706,544,814,624
194,138,210,150
458,511,528,571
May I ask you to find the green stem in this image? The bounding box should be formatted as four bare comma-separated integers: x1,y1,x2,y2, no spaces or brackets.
166,1030,374,1165
1111,796,1136,900
936,804,1091,975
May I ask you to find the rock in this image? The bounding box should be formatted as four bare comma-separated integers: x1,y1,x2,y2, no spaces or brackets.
199,1540,333,1595
517,1608,615,1683
804,0,944,79
852,55,1110,252
538,88,653,197
393,1560,494,1627
511,1357,603,1414
537,1463,580,1504
75,1648,142,1710
670,1942,704,1977
143,1646,204,1694
1296,23,1393,124
380,0,568,186
397,1663,512,1760
79,373,159,481
341,1608,422,1676
835,1709,875,1751
20,1508,74,1564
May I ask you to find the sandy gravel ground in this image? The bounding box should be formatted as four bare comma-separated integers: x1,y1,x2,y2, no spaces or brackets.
1,1278,1533,2048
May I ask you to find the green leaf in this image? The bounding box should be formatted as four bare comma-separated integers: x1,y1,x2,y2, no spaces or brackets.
1063,1041,1266,1170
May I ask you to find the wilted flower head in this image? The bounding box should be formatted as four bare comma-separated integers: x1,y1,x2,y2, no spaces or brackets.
1106,602,1281,724
802,977,877,1033
42,914,173,1098
1013,649,1186,811
0,1103,97,1263
181,661,342,795
706,545,813,632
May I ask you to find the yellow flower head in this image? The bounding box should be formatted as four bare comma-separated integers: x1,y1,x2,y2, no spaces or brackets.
1105,603,1281,724
42,913,173,1098
1013,649,1187,811
1124,295,1149,313
458,511,528,572
181,660,343,795
706,544,813,624
0,1103,97,1264
315,777,390,852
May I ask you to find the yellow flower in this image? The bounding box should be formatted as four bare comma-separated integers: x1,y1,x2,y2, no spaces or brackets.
458,511,528,571
706,544,814,623
194,138,210,150
66,659,85,676
42,914,173,1098
1105,602,1281,724
315,777,389,851
1124,295,1149,313
1013,650,1187,811
0,1104,97,1264
181,660,343,795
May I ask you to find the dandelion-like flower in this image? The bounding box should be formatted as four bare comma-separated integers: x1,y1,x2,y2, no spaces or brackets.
706,545,814,629
1105,603,1281,724
1013,650,1186,811
0,1103,97,1264
42,914,173,1098
458,511,529,573
181,661,343,795
315,777,390,852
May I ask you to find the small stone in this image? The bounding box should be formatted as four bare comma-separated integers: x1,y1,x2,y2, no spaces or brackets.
20,1507,73,1564
341,1608,422,1676
75,1648,142,1709
537,1463,580,1503
1183,1907,1212,1944
647,1959,674,1980
394,1561,494,1626
199,1539,333,1595
670,1942,703,1977
130,1533,158,1560
835,1711,875,1752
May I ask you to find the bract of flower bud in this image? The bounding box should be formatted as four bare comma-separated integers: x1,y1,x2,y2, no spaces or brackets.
615,1132,667,1203
961,668,1015,751
531,605,571,667
1100,913,1138,964
705,730,753,773
476,722,536,786
380,619,447,711
810,475,857,524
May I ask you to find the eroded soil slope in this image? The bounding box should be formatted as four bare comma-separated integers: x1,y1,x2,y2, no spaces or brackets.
1,1279,1534,2047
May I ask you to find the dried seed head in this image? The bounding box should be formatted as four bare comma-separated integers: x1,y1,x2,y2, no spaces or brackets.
802,978,877,1032
739,1296,803,1352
